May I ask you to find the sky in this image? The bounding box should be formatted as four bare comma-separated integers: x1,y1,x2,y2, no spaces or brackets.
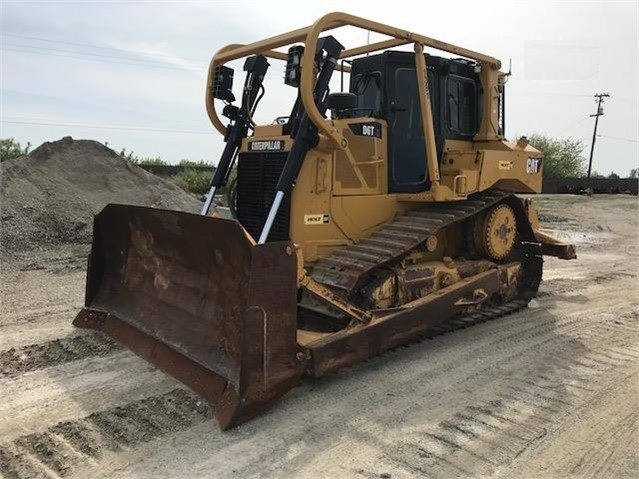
1,0,637,176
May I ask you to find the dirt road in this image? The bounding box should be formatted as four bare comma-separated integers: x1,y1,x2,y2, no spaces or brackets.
1,195,637,479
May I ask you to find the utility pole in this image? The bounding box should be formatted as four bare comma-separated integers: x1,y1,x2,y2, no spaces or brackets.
587,92,610,178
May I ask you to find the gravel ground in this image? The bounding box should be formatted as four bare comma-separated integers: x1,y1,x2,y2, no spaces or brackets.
0,194,637,479
0,137,200,254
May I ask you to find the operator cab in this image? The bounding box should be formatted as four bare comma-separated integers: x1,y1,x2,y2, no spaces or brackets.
332,52,484,194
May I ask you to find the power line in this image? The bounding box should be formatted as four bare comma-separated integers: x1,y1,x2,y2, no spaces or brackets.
0,118,213,135
598,134,639,144
508,91,594,98
1,41,200,69
1,32,202,63
557,115,591,136
0,45,203,71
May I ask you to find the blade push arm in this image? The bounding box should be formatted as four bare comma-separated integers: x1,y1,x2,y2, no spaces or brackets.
201,55,269,216
257,36,344,243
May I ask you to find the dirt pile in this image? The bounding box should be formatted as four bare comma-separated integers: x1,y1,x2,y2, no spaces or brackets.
1,137,201,253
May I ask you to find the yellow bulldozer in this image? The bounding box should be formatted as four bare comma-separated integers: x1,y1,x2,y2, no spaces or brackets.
74,12,576,430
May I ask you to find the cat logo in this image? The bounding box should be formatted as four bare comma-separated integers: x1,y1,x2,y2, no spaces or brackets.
304,214,330,225
527,157,542,174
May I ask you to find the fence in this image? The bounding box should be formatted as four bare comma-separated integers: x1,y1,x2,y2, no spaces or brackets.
542,178,637,195
138,164,637,195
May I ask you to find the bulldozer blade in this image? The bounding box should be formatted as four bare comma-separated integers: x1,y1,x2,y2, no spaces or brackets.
73,204,303,430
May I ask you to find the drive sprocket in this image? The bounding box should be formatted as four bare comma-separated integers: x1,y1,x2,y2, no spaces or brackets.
475,203,517,260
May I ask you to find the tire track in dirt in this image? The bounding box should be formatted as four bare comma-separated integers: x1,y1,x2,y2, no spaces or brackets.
379,327,639,478
0,303,580,478
0,388,211,479
1,196,636,479
565,408,638,478
0,303,584,479
540,271,637,296
0,305,80,328
253,305,638,479
0,333,121,377
493,368,639,479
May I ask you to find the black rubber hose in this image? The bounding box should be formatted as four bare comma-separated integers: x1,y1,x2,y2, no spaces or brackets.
226,175,238,219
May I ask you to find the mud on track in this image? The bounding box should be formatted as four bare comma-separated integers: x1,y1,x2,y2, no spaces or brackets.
0,195,637,479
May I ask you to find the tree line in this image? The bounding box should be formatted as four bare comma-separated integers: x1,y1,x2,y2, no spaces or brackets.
526,134,637,179
2,135,637,185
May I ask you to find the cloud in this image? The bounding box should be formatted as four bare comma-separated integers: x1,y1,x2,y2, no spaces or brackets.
1,1,637,173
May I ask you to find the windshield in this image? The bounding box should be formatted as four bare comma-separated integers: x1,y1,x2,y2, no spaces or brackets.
352,72,382,116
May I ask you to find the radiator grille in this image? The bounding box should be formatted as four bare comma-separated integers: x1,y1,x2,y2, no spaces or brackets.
236,152,291,242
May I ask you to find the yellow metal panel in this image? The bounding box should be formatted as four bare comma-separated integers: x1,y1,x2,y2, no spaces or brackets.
332,119,387,196
330,194,399,243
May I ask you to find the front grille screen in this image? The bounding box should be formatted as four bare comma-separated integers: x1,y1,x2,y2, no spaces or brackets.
236,152,291,242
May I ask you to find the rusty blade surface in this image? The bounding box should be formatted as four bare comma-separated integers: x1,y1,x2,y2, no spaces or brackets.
74,204,302,430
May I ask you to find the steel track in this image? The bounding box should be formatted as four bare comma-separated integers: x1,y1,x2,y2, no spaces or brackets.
307,190,543,336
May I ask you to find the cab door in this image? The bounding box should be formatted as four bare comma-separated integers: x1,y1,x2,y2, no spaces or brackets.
385,60,437,193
